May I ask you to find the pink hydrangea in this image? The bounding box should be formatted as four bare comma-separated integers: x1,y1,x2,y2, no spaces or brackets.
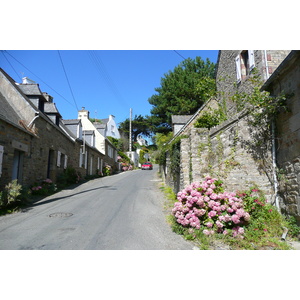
172,177,248,238
208,210,217,218
231,214,240,224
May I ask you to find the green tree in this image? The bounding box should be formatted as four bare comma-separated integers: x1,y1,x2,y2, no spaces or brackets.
148,57,216,133
118,114,153,143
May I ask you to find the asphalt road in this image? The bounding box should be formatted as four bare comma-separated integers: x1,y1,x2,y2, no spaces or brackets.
0,166,194,250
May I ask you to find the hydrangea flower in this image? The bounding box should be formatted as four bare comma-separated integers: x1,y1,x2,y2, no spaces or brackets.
172,176,250,238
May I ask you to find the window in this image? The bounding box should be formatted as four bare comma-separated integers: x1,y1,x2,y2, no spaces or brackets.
57,151,61,167
111,125,115,136
235,50,255,82
12,150,24,183
0,145,3,177
64,155,68,169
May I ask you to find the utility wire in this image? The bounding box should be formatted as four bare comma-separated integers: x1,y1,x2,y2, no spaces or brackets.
174,50,186,60
57,50,79,111
2,50,76,108
1,50,22,81
87,50,129,110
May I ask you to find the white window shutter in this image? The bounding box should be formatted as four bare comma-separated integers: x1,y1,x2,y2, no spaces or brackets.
0,145,4,177
57,151,61,167
85,150,88,169
248,50,255,71
235,55,242,83
79,149,83,167
64,155,68,169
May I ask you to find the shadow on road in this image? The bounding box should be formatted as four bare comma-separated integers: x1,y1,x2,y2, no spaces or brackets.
21,185,113,213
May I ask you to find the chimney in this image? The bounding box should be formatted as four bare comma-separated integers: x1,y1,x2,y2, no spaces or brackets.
22,77,36,84
43,92,53,103
78,107,90,119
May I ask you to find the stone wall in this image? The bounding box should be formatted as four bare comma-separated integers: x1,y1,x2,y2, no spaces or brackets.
265,51,300,221
0,115,104,189
216,50,291,116
0,69,107,189
177,112,274,200
165,50,295,214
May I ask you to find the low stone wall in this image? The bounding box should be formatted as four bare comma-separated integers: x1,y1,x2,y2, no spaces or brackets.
179,112,274,200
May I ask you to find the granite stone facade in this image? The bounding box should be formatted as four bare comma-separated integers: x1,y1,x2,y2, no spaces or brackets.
164,50,300,222
0,68,118,190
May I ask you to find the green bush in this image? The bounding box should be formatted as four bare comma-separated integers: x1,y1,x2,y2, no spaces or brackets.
57,167,81,187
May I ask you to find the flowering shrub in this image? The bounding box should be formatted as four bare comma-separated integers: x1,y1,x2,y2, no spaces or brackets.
117,154,133,172
103,164,112,176
172,176,250,238
237,188,268,218
31,178,57,195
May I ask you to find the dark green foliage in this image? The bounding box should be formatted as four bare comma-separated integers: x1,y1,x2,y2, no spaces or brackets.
194,108,227,129
148,57,216,133
57,167,80,187
118,115,153,142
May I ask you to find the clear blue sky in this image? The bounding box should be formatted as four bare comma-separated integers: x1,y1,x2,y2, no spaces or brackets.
1,50,219,125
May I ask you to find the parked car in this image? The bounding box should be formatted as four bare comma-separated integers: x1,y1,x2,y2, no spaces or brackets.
141,162,153,170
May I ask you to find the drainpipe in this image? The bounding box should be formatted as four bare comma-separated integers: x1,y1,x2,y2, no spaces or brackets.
28,112,39,128
264,50,270,80
271,119,280,211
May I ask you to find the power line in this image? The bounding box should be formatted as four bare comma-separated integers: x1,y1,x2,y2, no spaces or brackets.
1,51,21,81
174,50,186,60
57,50,79,111
2,50,76,109
87,50,129,110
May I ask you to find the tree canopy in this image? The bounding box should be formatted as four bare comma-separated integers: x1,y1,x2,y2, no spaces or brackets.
148,56,216,133
118,114,153,143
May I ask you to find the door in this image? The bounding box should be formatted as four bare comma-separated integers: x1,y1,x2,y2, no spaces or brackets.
47,149,54,179
12,150,24,184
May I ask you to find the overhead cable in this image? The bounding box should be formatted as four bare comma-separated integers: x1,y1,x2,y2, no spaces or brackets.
2,50,76,108
1,50,21,81
57,50,79,111
174,50,186,60
88,50,129,110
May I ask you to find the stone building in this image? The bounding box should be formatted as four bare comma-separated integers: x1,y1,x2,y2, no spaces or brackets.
163,50,300,221
0,68,105,189
262,51,300,219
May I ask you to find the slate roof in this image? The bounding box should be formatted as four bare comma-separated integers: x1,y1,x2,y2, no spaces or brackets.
44,102,62,116
100,118,109,124
171,115,192,124
17,83,43,96
83,130,94,135
0,90,22,128
63,119,81,125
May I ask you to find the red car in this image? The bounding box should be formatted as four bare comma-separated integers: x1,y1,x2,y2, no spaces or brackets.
141,162,153,170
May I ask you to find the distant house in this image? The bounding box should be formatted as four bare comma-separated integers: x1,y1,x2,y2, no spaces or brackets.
95,115,120,139
171,115,192,135
78,108,119,172
136,134,148,146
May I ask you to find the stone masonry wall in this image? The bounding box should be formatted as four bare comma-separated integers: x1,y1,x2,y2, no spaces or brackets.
269,53,300,220
166,51,295,214
179,112,274,200
0,115,104,189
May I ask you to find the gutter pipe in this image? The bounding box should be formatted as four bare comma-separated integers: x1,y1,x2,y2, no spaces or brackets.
271,119,280,211
28,112,39,128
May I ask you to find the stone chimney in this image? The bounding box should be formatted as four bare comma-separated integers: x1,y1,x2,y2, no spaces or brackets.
43,92,53,103
78,107,90,119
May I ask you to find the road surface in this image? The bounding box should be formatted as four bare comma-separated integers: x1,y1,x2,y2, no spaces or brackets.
0,166,194,250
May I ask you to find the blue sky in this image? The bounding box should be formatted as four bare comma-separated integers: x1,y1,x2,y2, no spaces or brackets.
1,50,219,125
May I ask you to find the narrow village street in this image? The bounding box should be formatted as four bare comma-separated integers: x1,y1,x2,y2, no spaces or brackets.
0,166,194,250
